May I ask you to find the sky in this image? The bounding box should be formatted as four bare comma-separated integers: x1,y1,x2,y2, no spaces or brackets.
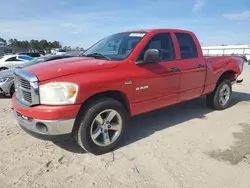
0,0,250,48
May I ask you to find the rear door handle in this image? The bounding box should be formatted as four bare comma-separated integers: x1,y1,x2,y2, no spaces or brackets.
169,67,179,72
197,64,205,68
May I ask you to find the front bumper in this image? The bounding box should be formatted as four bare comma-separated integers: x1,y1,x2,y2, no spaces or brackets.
12,96,81,140
13,109,75,140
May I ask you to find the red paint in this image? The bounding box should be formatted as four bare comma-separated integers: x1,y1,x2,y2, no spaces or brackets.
12,29,244,119
12,94,81,120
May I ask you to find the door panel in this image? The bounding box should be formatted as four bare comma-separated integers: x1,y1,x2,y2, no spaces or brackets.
174,32,206,102
179,58,206,101
132,60,180,115
131,32,181,115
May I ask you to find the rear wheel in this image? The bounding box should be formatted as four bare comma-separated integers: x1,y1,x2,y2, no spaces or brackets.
73,98,128,155
206,79,232,110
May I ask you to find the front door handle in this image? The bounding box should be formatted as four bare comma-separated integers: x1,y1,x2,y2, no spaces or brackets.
197,64,205,68
169,67,179,72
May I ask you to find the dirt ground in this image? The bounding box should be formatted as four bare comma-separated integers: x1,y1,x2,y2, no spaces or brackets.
1,65,250,188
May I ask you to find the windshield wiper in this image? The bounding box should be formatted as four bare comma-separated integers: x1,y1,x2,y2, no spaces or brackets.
84,53,111,60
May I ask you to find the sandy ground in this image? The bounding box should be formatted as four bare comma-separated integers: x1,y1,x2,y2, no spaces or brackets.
1,66,250,188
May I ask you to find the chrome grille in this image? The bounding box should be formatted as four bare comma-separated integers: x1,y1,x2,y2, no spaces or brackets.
14,69,39,106
20,78,31,90
22,90,32,103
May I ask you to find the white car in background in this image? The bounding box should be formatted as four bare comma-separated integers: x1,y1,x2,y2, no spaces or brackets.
0,54,33,71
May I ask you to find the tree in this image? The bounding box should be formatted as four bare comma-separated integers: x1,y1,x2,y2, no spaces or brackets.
40,40,48,51
6,39,64,53
8,39,14,45
30,40,36,52
52,41,61,49
0,38,6,45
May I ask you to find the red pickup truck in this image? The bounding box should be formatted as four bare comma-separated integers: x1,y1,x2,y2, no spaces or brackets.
12,29,245,155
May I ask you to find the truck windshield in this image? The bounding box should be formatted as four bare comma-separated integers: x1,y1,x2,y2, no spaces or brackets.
83,32,146,61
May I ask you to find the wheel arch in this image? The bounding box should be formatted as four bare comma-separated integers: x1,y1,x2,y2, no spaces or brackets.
72,90,131,138
77,90,131,118
217,70,236,84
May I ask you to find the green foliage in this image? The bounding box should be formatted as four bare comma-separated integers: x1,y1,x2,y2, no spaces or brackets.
8,39,62,52
0,38,6,44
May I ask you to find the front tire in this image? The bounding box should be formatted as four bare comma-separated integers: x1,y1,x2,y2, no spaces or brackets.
10,84,15,97
206,79,232,110
73,98,128,155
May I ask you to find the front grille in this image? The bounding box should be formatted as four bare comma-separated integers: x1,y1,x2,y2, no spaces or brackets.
22,90,32,103
20,78,31,90
14,69,39,106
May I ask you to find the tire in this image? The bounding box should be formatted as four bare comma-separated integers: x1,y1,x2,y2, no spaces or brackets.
206,79,232,110
73,98,128,155
10,84,15,97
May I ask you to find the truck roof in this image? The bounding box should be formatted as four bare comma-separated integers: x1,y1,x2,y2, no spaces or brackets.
121,28,193,34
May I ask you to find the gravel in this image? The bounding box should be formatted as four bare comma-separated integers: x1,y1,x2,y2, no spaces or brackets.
1,65,250,188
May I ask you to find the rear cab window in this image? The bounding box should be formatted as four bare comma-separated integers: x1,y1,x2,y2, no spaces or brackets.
175,33,198,59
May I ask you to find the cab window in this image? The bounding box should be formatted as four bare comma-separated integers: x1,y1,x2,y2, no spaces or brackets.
137,33,175,62
175,33,198,59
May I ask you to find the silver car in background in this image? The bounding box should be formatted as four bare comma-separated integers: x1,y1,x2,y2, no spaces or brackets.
0,54,33,71
0,54,75,97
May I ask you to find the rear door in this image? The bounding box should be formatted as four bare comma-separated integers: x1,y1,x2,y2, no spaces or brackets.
174,32,206,102
132,32,181,114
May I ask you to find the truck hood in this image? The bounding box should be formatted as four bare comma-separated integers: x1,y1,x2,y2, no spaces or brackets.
25,57,119,81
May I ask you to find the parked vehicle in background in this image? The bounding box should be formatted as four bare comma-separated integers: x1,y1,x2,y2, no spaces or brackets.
18,52,41,57
51,48,67,55
56,49,67,55
38,51,46,56
12,29,246,155
0,55,33,71
0,54,75,97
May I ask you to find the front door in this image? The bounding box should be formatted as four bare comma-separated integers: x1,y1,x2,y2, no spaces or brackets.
132,32,181,115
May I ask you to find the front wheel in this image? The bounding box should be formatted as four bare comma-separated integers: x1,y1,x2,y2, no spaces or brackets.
73,98,128,155
206,79,232,110
10,84,15,97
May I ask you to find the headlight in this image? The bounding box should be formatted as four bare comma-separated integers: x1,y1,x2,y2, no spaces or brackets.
39,82,78,105
0,77,13,83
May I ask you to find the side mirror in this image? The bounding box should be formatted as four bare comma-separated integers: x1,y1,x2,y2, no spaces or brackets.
143,49,160,63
